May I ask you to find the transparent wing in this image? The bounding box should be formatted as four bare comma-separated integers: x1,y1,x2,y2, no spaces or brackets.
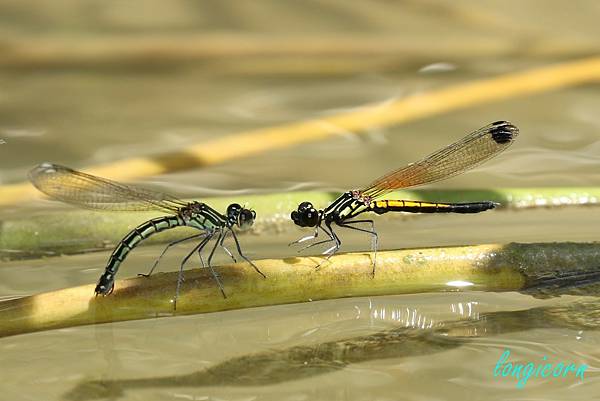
361,121,519,199
28,163,188,213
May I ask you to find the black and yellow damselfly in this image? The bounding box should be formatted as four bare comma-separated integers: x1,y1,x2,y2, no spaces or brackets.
290,121,519,271
29,163,264,306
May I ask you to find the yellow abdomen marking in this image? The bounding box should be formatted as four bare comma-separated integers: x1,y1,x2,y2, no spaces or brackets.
371,200,452,209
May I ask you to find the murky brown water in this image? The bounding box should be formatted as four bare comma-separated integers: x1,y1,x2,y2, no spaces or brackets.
1,1,600,400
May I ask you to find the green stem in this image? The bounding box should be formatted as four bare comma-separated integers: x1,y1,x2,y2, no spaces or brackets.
1,188,599,260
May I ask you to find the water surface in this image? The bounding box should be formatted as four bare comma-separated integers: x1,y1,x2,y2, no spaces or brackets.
1,1,600,400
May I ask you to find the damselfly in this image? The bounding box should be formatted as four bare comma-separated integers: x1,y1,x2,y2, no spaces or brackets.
290,121,519,271
29,163,264,306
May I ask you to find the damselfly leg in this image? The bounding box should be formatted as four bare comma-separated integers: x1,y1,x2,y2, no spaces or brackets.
297,228,334,252
174,233,218,310
139,233,207,278
337,219,378,275
170,227,264,309
288,225,320,247
218,230,237,263
207,231,227,296
229,229,266,278
314,223,341,269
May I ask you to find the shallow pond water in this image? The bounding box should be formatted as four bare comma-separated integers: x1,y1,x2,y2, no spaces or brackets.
1,1,600,400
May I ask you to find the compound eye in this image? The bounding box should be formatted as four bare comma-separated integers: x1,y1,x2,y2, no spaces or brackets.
238,209,255,230
227,203,242,216
291,210,306,227
306,210,319,226
291,210,303,225
298,201,313,212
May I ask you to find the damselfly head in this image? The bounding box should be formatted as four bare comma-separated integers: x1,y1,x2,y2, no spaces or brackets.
291,201,320,228
227,203,255,230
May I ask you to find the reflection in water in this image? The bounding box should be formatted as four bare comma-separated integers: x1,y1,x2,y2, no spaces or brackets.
65,299,600,400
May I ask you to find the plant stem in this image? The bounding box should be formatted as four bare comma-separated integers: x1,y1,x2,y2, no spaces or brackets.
1,242,599,338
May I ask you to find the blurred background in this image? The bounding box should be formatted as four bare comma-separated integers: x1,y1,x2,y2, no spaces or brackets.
1,1,600,400
1,0,600,191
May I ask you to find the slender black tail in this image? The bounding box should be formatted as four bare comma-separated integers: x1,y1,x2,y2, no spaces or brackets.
368,200,497,215
95,216,183,295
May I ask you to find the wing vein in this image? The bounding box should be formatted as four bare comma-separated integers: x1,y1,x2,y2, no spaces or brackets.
361,121,519,199
28,163,187,213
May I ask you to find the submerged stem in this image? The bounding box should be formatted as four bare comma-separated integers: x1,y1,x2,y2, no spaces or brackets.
2,188,600,260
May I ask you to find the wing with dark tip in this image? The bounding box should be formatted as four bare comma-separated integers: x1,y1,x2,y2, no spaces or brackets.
28,163,187,213
361,121,519,199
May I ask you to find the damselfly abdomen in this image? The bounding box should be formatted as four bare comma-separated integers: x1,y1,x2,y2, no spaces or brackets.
290,121,519,272
29,163,264,306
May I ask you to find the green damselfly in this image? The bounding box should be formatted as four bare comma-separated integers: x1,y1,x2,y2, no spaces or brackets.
29,163,264,307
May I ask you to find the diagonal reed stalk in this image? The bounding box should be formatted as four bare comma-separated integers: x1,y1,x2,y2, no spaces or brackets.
2,56,600,207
